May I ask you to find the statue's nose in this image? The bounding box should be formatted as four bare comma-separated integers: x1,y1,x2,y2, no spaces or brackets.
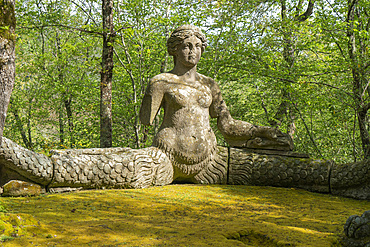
189,46,195,53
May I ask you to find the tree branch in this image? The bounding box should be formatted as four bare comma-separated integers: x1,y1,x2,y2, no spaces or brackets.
296,0,315,22
229,65,354,99
19,24,104,36
362,102,370,113
346,0,358,23
69,0,99,27
291,99,323,157
111,26,133,36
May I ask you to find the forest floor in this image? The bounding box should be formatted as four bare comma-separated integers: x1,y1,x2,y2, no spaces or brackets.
0,184,368,246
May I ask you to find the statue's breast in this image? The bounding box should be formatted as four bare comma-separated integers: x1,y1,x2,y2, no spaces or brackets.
165,82,212,109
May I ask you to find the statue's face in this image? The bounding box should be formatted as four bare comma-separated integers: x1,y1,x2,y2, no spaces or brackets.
175,35,202,68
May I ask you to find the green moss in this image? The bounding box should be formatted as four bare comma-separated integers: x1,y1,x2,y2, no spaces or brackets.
0,204,7,213
226,229,295,246
0,235,14,242
0,0,16,41
0,212,43,243
0,185,369,246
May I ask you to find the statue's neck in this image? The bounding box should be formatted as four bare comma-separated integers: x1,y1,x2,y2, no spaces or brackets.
170,65,197,84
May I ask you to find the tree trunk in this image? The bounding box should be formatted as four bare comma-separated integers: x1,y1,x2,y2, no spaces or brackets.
346,0,370,159
100,0,114,148
55,32,75,148
0,0,15,144
357,108,370,158
11,106,32,149
59,102,64,145
64,97,74,147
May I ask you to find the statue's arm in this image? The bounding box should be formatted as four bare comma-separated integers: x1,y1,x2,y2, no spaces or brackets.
139,79,164,125
208,79,256,140
209,78,293,150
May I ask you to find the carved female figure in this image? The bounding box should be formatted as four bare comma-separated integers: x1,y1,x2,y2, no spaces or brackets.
139,25,293,183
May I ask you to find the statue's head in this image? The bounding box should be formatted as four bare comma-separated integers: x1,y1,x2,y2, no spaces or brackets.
167,25,207,58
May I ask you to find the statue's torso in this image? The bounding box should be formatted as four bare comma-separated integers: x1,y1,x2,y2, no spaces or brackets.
152,73,217,174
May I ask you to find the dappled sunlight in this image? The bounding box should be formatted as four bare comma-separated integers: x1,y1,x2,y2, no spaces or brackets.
263,221,332,236
0,185,369,246
286,225,331,235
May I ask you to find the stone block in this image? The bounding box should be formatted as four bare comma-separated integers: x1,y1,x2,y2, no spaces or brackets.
2,180,43,197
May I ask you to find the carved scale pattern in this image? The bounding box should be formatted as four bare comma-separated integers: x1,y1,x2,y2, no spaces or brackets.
0,138,369,200
0,137,173,189
0,137,53,185
330,161,370,200
227,148,370,199
229,148,332,193
194,146,228,184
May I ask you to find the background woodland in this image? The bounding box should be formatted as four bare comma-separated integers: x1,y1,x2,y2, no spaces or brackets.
4,0,370,163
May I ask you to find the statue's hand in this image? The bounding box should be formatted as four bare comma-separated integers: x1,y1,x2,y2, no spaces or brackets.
217,108,294,151
224,125,294,151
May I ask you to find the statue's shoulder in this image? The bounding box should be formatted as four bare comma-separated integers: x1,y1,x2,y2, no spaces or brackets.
149,73,176,85
197,73,219,90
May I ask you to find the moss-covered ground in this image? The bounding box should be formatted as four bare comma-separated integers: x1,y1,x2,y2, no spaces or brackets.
0,185,368,246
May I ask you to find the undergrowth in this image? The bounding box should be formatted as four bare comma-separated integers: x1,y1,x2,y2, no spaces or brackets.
0,185,368,246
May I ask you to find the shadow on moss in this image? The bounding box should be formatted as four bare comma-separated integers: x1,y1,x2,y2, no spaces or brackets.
225,229,296,246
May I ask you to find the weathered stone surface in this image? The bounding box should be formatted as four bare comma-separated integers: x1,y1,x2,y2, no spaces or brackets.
49,146,174,189
48,187,82,193
1,135,370,199
228,148,331,193
341,211,370,247
237,148,309,158
331,161,370,200
140,24,293,184
2,180,43,197
0,137,53,186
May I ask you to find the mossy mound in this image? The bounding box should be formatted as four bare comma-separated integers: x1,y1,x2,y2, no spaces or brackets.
0,212,45,243
0,185,369,246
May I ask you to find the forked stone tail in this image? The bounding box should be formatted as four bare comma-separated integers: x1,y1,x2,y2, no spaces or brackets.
0,137,174,189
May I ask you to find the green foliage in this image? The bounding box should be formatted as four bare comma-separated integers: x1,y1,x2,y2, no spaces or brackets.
3,0,370,162
6,0,101,150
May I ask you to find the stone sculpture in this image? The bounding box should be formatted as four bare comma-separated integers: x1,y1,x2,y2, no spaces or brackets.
140,25,293,183
341,211,370,247
0,25,369,200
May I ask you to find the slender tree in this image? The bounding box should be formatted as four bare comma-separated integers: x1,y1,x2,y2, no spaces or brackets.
100,0,114,147
0,0,15,143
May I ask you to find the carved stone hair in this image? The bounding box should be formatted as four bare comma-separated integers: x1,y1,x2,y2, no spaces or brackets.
167,25,208,57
